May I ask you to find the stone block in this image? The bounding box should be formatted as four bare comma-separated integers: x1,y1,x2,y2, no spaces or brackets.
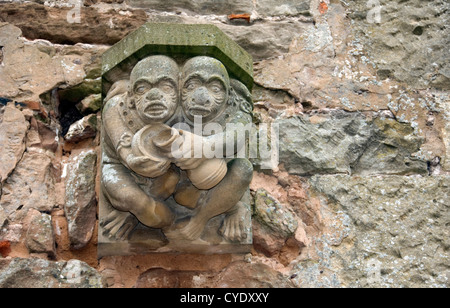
65,150,98,249
0,258,103,288
127,0,253,15
64,114,98,143
102,23,254,93
276,111,428,176
0,152,56,215
255,0,310,17
309,175,450,288
134,261,294,288
77,94,102,115
25,210,55,258
0,103,29,182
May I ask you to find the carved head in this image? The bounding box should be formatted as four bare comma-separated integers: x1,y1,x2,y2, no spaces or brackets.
129,56,179,124
181,56,230,123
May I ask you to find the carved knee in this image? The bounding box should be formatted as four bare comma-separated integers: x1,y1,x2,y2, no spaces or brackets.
151,167,180,200
229,158,253,187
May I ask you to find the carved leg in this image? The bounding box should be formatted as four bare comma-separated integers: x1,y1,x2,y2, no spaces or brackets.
173,171,204,209
102,163,175,229
147,166,180,200
219,189,251,242
99,198,139,241
178,158,253,240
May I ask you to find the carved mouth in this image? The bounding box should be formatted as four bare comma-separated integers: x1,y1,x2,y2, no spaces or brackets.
144,101,167,116
189,106,211,117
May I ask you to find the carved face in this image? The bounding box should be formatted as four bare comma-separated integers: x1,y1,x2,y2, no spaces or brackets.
129,56,179,124
181,56,230,123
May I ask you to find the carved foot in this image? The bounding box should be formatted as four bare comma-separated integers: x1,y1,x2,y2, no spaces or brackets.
163,216,208,241
178,216,209,241
100,210,138,240
219,201,248,242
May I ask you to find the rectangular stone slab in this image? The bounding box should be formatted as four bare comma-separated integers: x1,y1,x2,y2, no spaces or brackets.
98,194,253,257
102,23,254,92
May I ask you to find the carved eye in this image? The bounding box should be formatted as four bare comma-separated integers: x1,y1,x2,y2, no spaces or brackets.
184,78,201,91
159,81,175,94
209,81,225,94
134,82,150,95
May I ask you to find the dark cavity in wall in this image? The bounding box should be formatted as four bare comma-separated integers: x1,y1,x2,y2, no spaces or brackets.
0,46,4,65
53,80,101,137
59,102,83,137
40,87,84,138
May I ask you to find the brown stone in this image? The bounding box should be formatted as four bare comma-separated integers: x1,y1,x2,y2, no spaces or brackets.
99,253,233,286
27,117,59,153
0,151,56,216
0,2,148,45
64,114,98,143
134,261,294,288
0,240,11,258
0,22,107,103
23,100,41,111
52,211,71,252
252,221,286,257
0,103,29,183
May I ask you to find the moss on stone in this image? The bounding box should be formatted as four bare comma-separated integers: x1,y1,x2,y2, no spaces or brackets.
59,78,101,105
253,189,298,238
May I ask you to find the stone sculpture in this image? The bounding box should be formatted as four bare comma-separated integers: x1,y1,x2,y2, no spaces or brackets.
98,24,254,256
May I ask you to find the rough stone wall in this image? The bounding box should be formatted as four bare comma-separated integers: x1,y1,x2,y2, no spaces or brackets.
0,0,448,288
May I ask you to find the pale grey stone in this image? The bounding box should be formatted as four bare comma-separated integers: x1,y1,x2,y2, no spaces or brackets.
65,150,98,249
100,24,255,256
76,93,102,115
306,175,450,288
253,189,297,238
0,207,6,229
25,210,55,257
256,0,310,17
276,111,428,176
0,258,103,288
347,0,450,89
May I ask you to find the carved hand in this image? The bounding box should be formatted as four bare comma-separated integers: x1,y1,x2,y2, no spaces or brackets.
105,80,129,102
126,154,170,178
169,129,208,170
174,156,206,170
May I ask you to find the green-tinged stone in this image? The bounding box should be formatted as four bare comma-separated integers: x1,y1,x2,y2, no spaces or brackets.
253,189,298,238
102,23,253,93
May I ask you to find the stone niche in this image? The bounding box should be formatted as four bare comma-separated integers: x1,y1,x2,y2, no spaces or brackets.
99,23,254,257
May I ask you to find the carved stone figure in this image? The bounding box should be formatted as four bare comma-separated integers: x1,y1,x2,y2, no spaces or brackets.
98,24,254,256
101,56,179,235
169,56,254,242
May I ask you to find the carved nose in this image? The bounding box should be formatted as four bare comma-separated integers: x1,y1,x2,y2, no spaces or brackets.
192,87,211,106
146,88,163,101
